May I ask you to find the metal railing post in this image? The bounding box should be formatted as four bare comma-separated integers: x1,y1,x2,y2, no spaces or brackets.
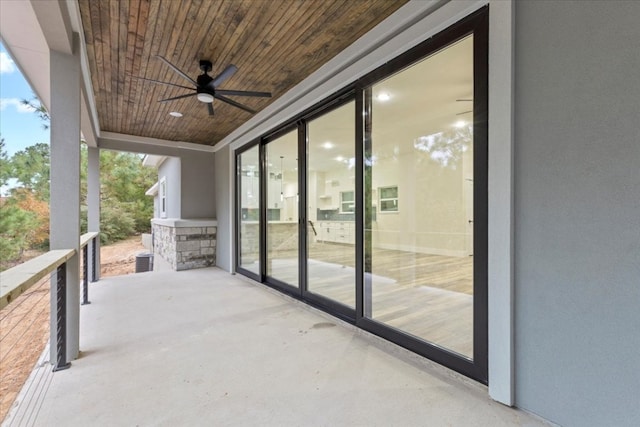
53,263,71,372
91,236,97,282
81,244,90,305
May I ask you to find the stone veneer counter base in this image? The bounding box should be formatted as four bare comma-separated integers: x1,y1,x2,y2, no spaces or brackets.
152,219,217,271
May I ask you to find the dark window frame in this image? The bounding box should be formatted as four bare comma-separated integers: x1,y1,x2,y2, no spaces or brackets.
234,6,489,383
235,139,262,282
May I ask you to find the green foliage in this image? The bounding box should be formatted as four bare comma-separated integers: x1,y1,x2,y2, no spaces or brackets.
0,139,40,268
79,147,156,244
21,98,50,130
3,109,156,255
0,137,10,187
99,203,136,245
98,150,155,236
10,143,50,201
0,201,37,267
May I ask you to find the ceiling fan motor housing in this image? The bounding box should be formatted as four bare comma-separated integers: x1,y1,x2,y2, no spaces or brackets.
197,73,214,90
199,59,213,73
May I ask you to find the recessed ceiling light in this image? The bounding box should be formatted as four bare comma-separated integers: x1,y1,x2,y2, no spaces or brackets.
335,155,344,162
377,92,391,102
322,142,334,149
169,111,183,117
453,120,467,128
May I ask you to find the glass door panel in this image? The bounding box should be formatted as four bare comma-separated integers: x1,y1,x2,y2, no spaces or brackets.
307,101,356,308
238,145,260,275
364,35,475,358
265,130,299,287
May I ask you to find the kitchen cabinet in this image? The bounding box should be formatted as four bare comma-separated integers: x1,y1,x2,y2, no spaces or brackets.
318,221,355,244
317,195,337,211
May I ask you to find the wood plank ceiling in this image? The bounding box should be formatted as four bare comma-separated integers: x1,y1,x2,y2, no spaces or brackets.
78,0,409,146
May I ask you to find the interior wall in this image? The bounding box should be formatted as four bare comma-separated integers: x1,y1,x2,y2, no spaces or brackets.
215,145,232,272
158,157,181,218
180,151,216,218
315,151,469,256
370,151,469,256
514,2,640,426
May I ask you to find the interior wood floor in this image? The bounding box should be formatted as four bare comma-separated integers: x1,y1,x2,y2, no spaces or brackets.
240,242,474,358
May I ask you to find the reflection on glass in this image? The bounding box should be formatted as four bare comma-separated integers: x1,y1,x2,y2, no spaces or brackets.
238,146,260,275
266,131,299,287
364,35,474,358
307,101,355,307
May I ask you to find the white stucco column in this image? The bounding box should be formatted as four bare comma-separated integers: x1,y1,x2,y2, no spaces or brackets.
49,33,81,363
88,146,100,281
488,0,515,405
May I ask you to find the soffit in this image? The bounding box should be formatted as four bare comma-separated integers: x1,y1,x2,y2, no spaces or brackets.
78,0,409,147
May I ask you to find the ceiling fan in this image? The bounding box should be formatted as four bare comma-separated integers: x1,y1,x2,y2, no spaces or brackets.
139,55,271,116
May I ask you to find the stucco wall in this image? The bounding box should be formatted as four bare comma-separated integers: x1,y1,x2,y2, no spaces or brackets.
181,151,216,219
158,157,181,218
214,145,232,272
514,2,640,426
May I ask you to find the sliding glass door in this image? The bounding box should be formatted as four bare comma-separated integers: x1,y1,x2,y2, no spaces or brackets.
264,129,299,288
363,34,478,359
306,100,356,309
237,144,260,277
235,8,488,382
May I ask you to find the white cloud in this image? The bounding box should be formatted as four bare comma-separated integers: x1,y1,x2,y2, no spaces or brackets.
0,98,37,113
0,52,16,74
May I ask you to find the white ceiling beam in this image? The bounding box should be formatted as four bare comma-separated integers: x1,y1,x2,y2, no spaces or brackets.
98,132,215,157
31,0,74,54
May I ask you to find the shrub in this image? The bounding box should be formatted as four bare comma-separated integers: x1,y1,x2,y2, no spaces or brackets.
100,203,136,245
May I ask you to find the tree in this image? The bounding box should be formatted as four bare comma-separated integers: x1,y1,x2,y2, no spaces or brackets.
10,143,50,201
0,138,39,268
0,201,37,268
13,188,49,249
0,137,10,187
98,150,155,234
21,98,50,130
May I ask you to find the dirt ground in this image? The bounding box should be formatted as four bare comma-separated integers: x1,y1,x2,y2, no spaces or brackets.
0,236,147,422
99,236,148,278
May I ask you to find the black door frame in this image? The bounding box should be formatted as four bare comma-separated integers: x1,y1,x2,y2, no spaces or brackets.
235,139,261,283
299,94,358,321
234,6,489,383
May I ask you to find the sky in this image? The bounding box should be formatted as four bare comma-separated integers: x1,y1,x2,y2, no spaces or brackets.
0,42,50,157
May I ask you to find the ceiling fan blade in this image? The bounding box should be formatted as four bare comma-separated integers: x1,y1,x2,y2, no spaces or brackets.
134,76,195,91
211,64,238,88
207,103,214,116
214,94,256,113
158,92,198,103
216,89,271,98
155,55,198,86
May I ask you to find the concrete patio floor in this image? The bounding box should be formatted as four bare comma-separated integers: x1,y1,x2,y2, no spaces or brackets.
6,268,549,426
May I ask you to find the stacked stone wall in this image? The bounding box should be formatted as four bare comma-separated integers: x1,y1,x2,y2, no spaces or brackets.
152,223,216,271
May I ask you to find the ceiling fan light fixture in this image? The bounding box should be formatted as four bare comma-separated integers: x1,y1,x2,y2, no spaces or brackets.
196,92,214,103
